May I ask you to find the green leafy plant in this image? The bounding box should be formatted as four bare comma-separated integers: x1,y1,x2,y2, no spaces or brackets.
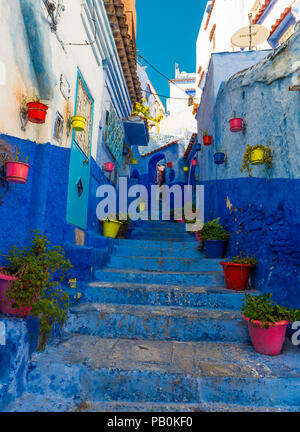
132,100,163,124
200,128,210,137
241,293,300,328
13,146,29,164
199,218,229,241
231,252,258,265
241,144,272,177
2,231,72,351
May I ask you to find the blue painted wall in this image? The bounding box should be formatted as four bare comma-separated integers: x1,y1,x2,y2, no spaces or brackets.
196,24,300,308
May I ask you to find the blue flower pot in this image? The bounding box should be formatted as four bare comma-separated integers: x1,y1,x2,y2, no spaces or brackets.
195,144,201,151
204,240,228,258
214,152,225,165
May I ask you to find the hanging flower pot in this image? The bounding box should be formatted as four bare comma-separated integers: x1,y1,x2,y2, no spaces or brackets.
131,158,138,165
27,101,48,124
71,115,86,131
203,136,212,146
167,162,172,168
250,148,265,165
103,219,122,238
5,161,30,184
191,159,197,167
105,162,114,172
214,152,225,165
229,117,243,132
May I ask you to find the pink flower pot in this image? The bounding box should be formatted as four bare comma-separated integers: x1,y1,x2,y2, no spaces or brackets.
5,162,30,184
0,270,34,317
229,118,243,132
195,232,202,243
105,162,114,172
243,315,289,356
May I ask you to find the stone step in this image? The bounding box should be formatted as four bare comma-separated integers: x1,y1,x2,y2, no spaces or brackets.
9,336,300,410
131,234,195,242
65,303,249,342
115,239,198,248
108,256,221,272
95,268,224,286
69,281,252,310
113,244,203,259
7,394,296,412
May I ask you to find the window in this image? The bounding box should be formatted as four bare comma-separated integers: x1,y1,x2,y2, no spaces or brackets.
74,75,93,157
53,112,64,143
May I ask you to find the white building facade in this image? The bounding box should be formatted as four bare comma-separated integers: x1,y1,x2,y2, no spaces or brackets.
196,0,300,100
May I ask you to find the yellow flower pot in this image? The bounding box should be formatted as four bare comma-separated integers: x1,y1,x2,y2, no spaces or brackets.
250,148,265,165
71,116,86,132
103,219,122,238
183,167,189,172
131,158,138,165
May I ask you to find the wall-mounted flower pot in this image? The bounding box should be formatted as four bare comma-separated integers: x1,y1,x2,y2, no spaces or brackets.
195,143,201,151
220,262,255,291
243,315,288,356
27,101,48,124
167,162,172,168
250,148,265,165
214,152,225,165
191,159,197,167
229,117,243,132
105,162,114,172
5,161,30,184
0,270,33,317
131,158,138,165
103,219,122,238
203,136,212,145
71,116,86,131
204,240,227,258
183,167,189,172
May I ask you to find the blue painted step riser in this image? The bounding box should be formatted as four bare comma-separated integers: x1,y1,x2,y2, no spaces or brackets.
65,311,250,343
113,246,204,259
26,362,300,408
27,364,200,403
108,256,221,272
131,236,195,243
201,377,300,408
67,286,246,310
116,239,197,248
95,270,224,286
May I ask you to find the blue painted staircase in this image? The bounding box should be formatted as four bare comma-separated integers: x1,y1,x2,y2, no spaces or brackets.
6,221,300,412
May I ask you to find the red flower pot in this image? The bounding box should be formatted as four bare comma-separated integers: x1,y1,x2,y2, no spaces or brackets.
5,161,30,184
243,315,289,356
220,262,255,291
203,136,212,145
0,271,34,317
191,159,197,167
105,162,114,172
167,162,172,168
229,118,243,132
27,101,48,124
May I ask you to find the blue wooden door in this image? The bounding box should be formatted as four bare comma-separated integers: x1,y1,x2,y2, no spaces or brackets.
67,73,93,229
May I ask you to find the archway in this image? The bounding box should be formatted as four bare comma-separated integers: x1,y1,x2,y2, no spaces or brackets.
148,153,166,186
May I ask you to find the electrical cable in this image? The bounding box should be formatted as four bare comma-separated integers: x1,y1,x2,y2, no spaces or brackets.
138,54,199,100
141,88,197,101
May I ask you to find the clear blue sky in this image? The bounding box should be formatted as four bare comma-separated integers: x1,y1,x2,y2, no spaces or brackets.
136,0,207,108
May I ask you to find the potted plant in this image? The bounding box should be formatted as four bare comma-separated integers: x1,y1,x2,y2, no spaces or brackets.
241,293,300,356
199,218,229,258
5,146,30,184
71,115,86,132
101,215,123,238
201,128,212,146
0,231,72,351
105,162,114,173
220,253,258,291
27,100,48,124
117,214,131,239
241,144,272,177
213,150,226,165
229,111,243,132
